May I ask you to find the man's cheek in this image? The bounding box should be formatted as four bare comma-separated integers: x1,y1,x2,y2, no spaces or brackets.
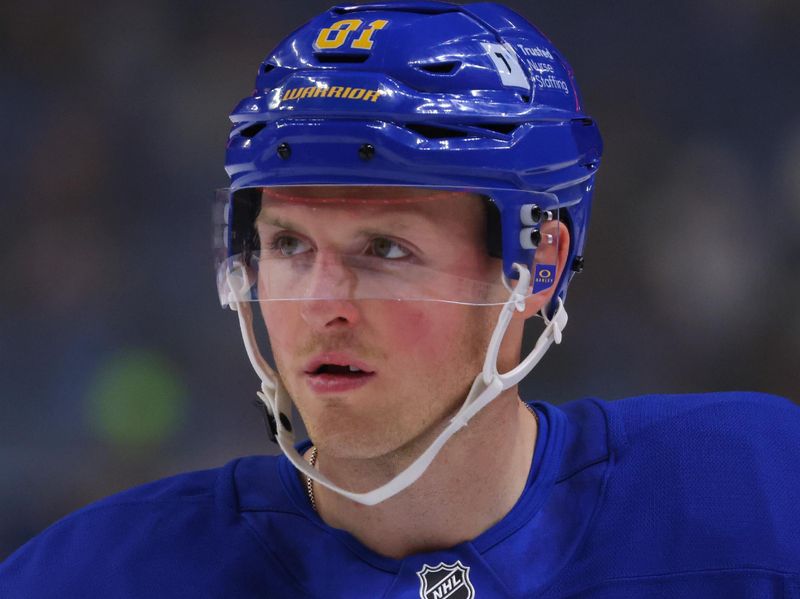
261,307,293,359
381,305,448,357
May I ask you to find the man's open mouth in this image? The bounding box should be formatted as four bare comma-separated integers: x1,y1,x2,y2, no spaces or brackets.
309,364,373,378
303,354,377,392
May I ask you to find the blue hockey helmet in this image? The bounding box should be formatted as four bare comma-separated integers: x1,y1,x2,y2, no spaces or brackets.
217,3,603,503
220,1,602,316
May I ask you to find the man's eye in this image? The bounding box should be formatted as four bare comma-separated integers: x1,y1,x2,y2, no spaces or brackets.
369,237,411,260
268,234,311,257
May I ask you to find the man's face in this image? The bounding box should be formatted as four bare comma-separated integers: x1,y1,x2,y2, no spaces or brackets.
256,187,503,462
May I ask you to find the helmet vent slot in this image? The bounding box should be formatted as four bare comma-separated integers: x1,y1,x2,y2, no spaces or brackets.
416,61,461,75
405,124,468,139
262,63,276,74
478,123,518,135
405,122,519,140
315,53,370,64
239,123,267,139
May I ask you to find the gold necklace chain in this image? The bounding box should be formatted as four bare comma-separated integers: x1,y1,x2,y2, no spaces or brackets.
304,402,538,512
306,445,319,512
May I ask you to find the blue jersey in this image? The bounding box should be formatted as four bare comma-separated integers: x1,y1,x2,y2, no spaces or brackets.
2,392,799,598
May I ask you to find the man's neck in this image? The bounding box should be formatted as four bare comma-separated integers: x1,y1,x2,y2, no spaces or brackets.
303,391,538,559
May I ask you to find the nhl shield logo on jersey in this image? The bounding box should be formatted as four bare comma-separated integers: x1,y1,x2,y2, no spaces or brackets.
416,560,475,599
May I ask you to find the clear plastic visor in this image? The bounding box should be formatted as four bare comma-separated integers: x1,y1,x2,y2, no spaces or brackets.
214,185,560,307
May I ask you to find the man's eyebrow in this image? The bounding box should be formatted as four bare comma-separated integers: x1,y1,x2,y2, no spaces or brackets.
258,214,337,239
257,215,302,232
355,221,414,235
257,212,424,235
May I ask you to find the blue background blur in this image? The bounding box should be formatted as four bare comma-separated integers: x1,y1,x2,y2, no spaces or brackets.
1,0,799,559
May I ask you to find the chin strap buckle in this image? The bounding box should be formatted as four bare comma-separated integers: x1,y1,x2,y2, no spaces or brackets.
253,396,278,443
543,297,567,345
255,381,280,444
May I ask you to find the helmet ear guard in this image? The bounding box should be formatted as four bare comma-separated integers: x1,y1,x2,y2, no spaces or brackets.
524,219,571,321
215,188,261,309
498,215,569,322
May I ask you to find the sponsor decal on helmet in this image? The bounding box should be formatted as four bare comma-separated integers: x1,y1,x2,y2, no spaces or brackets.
517,44,570,95
518,45,554,60
533,263,556,293
279,85,383,104
417,561,475,599
482,42,530,91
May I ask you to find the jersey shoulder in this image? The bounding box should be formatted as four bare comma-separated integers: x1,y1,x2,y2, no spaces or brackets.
596,391,800,507
599,391,799,449
584,392,800,575
0,455,308,598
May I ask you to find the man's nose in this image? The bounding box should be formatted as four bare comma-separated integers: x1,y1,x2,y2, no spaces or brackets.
299,253,361,329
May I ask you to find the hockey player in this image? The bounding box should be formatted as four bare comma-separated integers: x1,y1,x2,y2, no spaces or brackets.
2,3,799,598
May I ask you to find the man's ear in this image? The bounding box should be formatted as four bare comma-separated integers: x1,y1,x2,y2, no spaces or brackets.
518,220,570,320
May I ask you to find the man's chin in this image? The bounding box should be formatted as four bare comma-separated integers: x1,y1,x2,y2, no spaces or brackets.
308,413,452,468
309,428,405,462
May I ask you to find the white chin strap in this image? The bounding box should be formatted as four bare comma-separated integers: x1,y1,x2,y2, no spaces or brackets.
226,263,567,506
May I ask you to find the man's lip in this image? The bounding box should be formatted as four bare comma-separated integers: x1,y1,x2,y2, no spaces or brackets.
303,353,376,374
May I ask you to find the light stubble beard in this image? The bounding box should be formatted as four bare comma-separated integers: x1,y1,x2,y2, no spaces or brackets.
271,305,500,475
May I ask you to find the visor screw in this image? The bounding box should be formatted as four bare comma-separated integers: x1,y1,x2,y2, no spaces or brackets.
531,206,542,223
279,412,293,432
572,255,585,273
530,229,542,248
358,143,375,161
277,142,291,160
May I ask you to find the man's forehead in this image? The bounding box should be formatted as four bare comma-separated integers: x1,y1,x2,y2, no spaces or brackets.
261,185,467,202
257,186,485,224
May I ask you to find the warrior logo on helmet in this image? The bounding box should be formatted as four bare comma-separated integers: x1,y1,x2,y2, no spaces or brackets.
416,561,475,599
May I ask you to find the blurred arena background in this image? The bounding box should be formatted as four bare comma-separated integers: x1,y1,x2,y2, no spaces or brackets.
1,0,798,559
